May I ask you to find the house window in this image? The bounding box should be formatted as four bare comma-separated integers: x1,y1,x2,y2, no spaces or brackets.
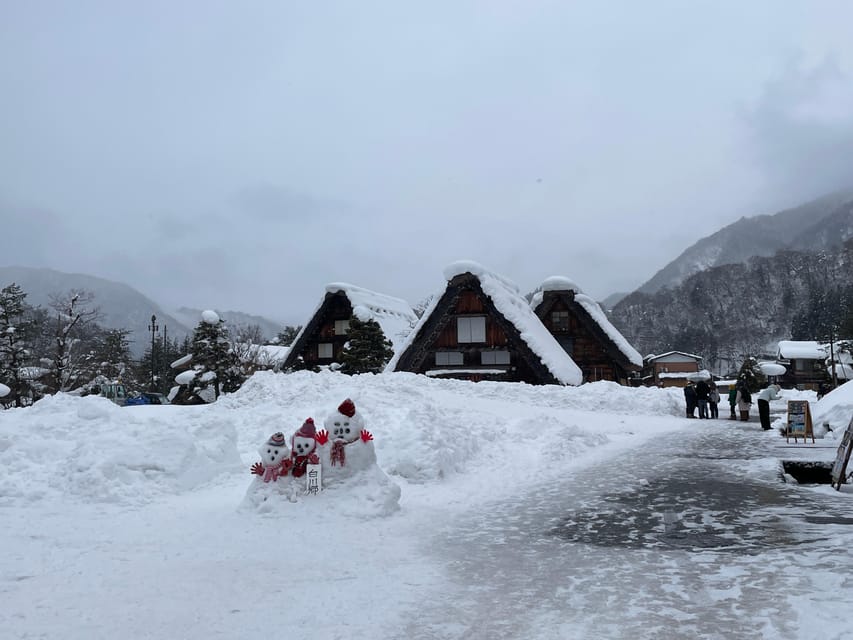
795,359,808,372
481,350,510,365
457,316,486,343
551,310,570,331
318,343,334,359
435,351,463,366
334,320,350,335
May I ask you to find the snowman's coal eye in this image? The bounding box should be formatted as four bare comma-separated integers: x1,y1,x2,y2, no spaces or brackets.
267,449,271,453
345,428,350,434
344,421,349,427
274,449,278,454
334,421,340,426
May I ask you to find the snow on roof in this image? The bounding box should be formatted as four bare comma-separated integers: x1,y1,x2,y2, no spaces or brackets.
324,283,417,350
391,261,583,385
645,351,703,362
777,340,826,360
540,275,583,294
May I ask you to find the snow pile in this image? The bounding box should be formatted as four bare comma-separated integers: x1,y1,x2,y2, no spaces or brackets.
812,381,853,433
0,394,241,506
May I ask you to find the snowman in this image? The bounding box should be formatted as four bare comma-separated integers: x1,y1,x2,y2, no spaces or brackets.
290,418,320,479
250,432,293,482
316,398,377,486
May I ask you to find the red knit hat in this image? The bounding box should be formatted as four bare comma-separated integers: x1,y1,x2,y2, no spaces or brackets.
296,418,316,440
338,399,356,418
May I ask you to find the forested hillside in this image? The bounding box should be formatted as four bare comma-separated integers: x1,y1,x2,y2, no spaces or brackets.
610,240,853,373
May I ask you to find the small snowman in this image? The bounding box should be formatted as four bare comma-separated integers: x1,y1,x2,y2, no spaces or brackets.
290,418,320,479
316,398,377,485
250,432,293,483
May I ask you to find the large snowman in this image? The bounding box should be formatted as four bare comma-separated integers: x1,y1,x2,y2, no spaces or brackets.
317,398,376,485
315,398,401,516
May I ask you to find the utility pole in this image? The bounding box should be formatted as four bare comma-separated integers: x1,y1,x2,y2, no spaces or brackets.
149,314,159,391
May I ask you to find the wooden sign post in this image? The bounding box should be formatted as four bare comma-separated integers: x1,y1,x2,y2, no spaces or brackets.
786,400,814,443
306,463,322,495
831,416,853,491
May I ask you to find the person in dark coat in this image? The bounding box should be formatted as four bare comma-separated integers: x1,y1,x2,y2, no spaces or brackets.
683,381,697,418
728,386,738,420
695,379,711,419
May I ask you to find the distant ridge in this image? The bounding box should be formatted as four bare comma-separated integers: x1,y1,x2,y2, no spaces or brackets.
637,189,853,294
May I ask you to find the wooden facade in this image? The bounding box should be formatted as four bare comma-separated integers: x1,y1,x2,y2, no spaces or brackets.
533,289,640,385
642,352,702,387
392,273,563,384
281,291,357,370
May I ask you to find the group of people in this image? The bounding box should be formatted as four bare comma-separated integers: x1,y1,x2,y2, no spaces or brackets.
684,376,782,431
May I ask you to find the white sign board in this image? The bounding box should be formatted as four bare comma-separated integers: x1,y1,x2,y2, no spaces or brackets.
306,463,322,495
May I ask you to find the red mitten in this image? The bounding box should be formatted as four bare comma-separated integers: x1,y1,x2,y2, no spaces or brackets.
308,453,319,464
250,462,264,476
360,429,373,442
315,429,329,445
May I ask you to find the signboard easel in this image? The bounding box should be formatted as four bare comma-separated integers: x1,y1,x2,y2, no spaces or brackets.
786,400,814,443
831,416,853,491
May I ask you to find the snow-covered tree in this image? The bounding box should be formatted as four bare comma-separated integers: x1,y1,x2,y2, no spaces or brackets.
339,317,394,374
275,325,301,347
183,310,246,401
0,283,40,407
44,290,102,393
736,356,767,393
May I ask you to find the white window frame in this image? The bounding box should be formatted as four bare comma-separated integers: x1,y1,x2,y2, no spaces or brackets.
481,350,510,365
457,316,486,343
318,343,334,359
334,320,350,335
435,351,464,366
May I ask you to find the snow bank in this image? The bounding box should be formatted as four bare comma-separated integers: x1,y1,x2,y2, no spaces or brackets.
0,372,685,511
0,394,241,507
812,381,853,433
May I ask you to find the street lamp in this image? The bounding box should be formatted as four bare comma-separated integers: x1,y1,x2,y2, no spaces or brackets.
149,314,159,391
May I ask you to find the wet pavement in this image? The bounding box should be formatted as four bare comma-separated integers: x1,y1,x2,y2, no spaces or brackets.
405,418,853,640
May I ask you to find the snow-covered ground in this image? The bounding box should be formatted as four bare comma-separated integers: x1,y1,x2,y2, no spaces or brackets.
2,373,852,639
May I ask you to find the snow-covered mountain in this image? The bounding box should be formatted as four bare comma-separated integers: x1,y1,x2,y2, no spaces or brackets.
0,266,285,356
637,190,853,294
172,307,283,341
0,266,192,355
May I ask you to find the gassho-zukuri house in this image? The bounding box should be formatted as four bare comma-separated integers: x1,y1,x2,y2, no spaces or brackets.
386,261,583,385
281,283,417,370
530,276,642,384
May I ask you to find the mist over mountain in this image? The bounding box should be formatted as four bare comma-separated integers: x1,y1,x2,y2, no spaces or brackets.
637,190,853,295
0,266,283,357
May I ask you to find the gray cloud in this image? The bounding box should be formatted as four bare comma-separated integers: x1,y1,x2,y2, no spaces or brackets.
2,2,853,324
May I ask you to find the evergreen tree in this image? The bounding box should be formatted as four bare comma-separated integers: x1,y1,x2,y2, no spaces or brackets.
93,329,137,388
185,313,246,400
339,317,394,374
275,325,302,347
736,356,767,393
0,283,40,407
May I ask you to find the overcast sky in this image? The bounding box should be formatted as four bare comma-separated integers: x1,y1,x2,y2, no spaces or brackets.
2,1,853,325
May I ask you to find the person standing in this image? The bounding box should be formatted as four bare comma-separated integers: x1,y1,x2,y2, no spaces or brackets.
756,384,781,431
735,377,752,422
683,381,697,418
728,385,738,420
695,378,710,419
708,381,720,419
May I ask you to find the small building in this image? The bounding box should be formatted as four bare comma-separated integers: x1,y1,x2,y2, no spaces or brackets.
643,351,703,387
776,340,829,389
387,261,582,385
281,283,417,370
531,276,642,385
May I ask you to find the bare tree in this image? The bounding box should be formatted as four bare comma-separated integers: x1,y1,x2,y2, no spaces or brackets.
45,290,102,392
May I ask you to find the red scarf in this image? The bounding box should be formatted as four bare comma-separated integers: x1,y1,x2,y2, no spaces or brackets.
262,460,288,483
330,440,349,467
